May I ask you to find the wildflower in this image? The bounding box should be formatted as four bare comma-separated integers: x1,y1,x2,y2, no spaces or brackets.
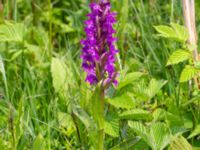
81,0,118,88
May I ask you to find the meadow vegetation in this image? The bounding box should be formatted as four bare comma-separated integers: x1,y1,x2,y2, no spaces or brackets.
0,0,200,149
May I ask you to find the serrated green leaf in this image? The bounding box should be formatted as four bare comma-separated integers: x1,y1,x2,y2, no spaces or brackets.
166,50,191,66
0,22,24,42
171,23,189,42
153,108,166,121
117,72,143,90
105,118,119,137
155,23,188,42
170,136,193,150
107,93,135,109
147,79,167,100
180,65,199,82
150,123,170,150
153,109,183,126
119,109,152,121
188,125,200,139
129,121,170,150
154,25,176,38
128,121,150,146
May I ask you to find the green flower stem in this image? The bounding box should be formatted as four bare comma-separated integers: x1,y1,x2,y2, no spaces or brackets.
97,87,105,150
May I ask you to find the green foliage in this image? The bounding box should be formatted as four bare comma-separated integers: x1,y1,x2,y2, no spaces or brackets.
156,23,200,83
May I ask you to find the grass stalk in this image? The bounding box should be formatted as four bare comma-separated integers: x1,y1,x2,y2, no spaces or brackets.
9,106,16,150
48,0,52,59
71,112,82,148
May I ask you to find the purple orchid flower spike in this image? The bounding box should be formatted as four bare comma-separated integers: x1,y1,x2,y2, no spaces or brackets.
81,0,119,89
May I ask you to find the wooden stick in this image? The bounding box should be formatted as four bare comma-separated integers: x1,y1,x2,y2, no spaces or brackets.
182,0,200,89
0,0,4,23
182,0,198,61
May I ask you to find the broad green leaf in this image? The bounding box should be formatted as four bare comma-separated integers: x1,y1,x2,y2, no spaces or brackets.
170,136,192,150
107,93,135,109
188,125,200,139
153,108,166,121
105,118,119,137
51,58,68,93
120,109,152,121
147,79,167,100
128,121,150,146
33,134,46,150
129,121,170,150
117,72,143,90
171,23,189,42
150,123,170,150
155,23,188,42
0,22,24,42
154,25,176,38
180,65,199,82
166,50,191,66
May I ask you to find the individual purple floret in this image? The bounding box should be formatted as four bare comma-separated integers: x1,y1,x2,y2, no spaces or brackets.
81,0,118,88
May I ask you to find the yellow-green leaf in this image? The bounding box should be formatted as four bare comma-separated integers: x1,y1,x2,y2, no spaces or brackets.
120,109,152,121
166,50,191,66
107,93,135,109
0,22,24,42
51,58,68,93
180,65,199,82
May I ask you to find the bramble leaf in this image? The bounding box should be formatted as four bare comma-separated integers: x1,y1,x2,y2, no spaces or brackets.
180,65,199,82
166,50,191,66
